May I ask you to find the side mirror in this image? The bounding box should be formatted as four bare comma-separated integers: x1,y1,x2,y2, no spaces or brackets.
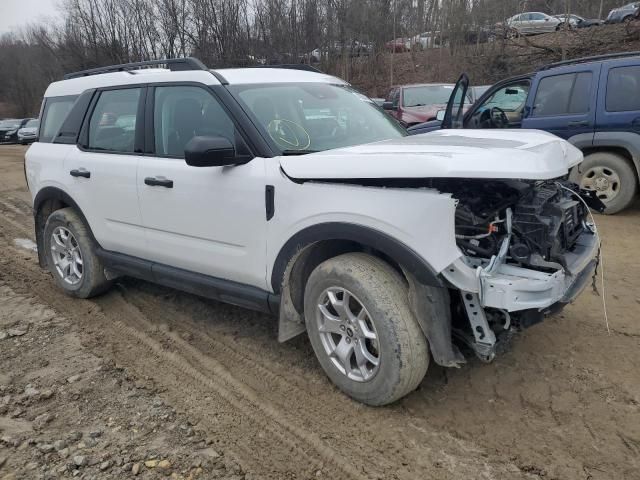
184,136,236,167
382,101,396,111
436,110,446,121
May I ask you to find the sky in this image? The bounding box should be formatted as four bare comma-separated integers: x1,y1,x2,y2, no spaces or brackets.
0,0,60,34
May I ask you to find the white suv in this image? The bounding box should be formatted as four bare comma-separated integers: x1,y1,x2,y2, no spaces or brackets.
26,57,600,405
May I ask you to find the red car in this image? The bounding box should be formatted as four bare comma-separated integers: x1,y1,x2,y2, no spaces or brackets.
383,83,472,127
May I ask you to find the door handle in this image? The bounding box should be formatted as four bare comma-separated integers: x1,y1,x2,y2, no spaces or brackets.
567,120,589,127
70,169,90,178
144,177,173,188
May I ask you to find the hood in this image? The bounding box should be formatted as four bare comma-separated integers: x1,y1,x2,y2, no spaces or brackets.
402,104,444,123
280,129,583,181
19,127,37,134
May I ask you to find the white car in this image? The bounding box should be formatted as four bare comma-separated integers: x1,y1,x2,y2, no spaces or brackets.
506,11,562,35
25,58,600,405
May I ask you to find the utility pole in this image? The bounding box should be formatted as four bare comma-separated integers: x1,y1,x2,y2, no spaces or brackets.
599,0,604,19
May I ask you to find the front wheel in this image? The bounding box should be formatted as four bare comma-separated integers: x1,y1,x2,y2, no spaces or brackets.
569,152,638,214
304,253,429,406
43,208,112,298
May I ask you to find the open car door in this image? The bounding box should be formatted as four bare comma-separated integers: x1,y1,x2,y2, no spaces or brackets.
442,73,469,129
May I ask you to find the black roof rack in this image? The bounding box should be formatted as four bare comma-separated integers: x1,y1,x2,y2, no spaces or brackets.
539,51,640,71
63,57,208,80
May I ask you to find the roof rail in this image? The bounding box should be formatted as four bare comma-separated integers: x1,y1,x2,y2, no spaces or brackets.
250,64,322,73
63,57,208,80
538,51,640,71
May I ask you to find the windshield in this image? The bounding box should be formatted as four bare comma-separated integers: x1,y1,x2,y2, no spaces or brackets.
0,120,20,129
24,119,39,128
230,83,406,154
402,85,470,107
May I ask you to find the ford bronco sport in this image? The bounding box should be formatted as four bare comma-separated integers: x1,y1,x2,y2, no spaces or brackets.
26,57,602,405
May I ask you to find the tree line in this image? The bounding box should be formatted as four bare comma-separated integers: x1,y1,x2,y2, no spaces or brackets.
0,0,623,116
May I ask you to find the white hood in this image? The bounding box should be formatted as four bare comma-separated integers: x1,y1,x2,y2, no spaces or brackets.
280,129,583,181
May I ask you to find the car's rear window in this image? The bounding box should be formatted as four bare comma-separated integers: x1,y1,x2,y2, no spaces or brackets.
40,95,77,143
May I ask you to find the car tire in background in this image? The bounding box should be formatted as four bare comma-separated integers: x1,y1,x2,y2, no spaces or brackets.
570,151,638,214
43,207,112,298
304,252,429,406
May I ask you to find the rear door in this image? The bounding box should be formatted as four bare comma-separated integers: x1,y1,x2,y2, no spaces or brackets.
65,86,146,257
596,59,640,137
522,64,599,143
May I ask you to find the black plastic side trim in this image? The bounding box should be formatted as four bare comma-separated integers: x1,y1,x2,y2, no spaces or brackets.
265,185,275,220
271,222,442,294
95,249,275,314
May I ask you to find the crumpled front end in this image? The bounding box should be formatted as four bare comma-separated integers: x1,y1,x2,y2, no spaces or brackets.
438,177,602,362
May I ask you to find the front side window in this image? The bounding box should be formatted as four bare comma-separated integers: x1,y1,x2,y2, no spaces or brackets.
40,96,77,143
533,72,592,117
606,66,640,112
88,88,140,153
153,85,239,157
230,83,406,154
481,83,529,112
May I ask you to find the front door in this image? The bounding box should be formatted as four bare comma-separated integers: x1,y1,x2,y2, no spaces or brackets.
66,87,146,258
136,84,268,289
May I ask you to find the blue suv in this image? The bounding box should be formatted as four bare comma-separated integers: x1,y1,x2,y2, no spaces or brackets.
410,52,640,213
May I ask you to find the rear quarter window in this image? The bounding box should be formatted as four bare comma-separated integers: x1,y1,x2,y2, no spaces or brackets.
39,95,77,143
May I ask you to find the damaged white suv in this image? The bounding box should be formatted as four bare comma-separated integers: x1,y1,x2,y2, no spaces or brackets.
26,58,602,405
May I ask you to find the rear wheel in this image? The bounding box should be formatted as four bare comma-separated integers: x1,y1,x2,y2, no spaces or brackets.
304,253,429,406
43,208,112,298
570,152,638,214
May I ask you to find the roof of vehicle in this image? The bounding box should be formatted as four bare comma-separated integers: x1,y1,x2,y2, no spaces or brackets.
397,83,455,89
46,58,347,98
539,51,640,71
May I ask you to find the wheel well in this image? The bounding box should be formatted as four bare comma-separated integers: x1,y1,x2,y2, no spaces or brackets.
285,240,408,315
33,188,97,268
580,146,640,181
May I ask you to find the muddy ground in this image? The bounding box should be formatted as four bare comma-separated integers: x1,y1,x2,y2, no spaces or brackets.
0,144,638,480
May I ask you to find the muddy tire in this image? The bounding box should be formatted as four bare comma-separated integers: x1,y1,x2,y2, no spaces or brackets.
43,208,111,298
303,253,429,406
570,152,638,214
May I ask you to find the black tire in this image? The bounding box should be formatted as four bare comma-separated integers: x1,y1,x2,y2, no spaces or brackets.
303,253,429,406
43,208,112,298
569,152,638,214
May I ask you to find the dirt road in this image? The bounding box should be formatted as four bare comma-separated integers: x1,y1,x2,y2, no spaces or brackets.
0,145,638,480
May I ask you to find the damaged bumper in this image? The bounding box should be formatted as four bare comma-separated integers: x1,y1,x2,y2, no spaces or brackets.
443,229,599,313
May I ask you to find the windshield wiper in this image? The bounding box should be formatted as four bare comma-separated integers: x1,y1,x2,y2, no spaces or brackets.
281,149,318,156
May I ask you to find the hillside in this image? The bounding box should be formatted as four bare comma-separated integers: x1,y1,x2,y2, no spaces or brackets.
336,23,640,97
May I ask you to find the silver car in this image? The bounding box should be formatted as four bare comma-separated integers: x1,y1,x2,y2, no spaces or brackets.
506,12,562,35
17,119,39,145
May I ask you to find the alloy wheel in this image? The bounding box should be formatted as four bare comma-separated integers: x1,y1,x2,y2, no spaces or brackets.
315,287,380,382
50,226,83,285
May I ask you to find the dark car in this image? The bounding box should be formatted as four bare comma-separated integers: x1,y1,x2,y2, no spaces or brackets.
606,2,640,23
553,14,604,28
382,83,472,127
409,52,640,214
0,118,32,144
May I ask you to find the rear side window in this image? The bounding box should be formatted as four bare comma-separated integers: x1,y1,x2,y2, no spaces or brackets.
606,66,640,112
39,96,77,143
532,72,592,117
88,88,140,153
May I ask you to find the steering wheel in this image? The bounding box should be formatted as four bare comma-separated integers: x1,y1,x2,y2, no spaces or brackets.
267,119,311,151
490,107,509,128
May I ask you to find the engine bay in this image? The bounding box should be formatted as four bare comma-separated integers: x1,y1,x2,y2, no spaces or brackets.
436,178,599,271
